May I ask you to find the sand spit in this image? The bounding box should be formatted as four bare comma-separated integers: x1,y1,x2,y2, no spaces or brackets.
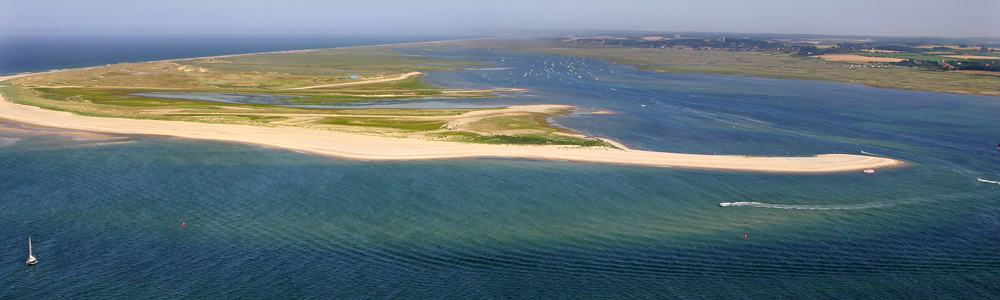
1,71,903,172
0,101,900,173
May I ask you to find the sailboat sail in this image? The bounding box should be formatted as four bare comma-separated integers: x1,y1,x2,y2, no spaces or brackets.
26,237,37,265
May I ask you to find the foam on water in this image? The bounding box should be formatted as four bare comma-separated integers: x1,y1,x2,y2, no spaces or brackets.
719,201,895,210
0,137,20,146
978,178,1000,185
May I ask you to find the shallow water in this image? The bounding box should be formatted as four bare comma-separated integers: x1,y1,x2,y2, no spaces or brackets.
2,46,999,299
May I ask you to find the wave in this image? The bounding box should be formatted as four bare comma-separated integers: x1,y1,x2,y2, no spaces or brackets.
718,201,894,210
0,137,20,146
64,140,136,148
978,178,1000,185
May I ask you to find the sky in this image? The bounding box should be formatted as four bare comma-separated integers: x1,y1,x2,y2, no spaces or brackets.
1,0,998,37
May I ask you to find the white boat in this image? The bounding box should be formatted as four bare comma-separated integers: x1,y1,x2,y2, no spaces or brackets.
26,237,37,265
863,168,875,174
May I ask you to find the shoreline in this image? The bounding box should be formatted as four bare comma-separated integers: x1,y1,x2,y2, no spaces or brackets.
0,71,903,172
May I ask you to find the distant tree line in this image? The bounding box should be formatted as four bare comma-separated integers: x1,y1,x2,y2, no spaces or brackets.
797,43,935,56
797,45,848,55
802,43,998,56
565,36,1000,69
951,60,1000,72
893,59,1000,72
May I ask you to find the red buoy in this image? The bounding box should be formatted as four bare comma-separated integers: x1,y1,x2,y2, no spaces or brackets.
744,234,748,238
182,222,186,226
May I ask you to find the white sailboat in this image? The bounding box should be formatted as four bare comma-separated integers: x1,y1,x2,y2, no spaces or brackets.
26,237,37,265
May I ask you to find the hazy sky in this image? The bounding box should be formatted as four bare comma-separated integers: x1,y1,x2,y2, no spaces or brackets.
2,0,998,37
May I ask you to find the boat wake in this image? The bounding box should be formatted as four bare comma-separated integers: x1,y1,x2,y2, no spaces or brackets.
719,189,989,210
977,178,1000,185
719,201,894,210
466,67,515,71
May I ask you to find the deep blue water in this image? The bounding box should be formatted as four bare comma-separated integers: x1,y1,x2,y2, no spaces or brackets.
2,40,1000,299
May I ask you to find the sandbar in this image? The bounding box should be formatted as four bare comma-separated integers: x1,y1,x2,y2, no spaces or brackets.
0,73,903,172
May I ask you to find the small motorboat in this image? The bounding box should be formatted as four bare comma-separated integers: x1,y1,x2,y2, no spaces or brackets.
863,168,875,174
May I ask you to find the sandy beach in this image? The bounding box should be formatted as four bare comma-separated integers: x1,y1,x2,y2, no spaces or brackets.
0,73,902,172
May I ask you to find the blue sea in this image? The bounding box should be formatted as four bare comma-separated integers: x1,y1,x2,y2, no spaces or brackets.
2,36,1000,299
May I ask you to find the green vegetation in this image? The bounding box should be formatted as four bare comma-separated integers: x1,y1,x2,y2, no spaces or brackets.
34,87,236,108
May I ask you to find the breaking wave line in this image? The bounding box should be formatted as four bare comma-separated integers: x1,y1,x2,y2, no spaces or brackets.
0,137,20,147
861,151,888,157
978,178,1000,186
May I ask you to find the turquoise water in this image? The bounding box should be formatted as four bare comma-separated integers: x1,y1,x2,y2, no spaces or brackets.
3,47,1000,298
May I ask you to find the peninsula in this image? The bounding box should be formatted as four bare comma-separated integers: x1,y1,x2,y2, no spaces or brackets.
0,41,904,172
